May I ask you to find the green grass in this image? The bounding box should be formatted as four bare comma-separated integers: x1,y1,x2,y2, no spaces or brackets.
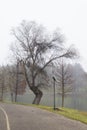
1,101,87,124
32,105,87,124
30,105,87,124
57,108,87,124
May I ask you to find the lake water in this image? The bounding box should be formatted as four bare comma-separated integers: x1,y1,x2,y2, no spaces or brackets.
16,91,87,111
4,89,87,111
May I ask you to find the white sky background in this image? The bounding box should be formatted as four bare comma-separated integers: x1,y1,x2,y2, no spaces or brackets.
0,0,87,70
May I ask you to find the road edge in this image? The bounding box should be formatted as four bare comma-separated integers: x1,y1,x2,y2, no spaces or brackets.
0,106,10,130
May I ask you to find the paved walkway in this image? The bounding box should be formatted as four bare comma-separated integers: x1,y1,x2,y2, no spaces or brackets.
0,103,87,130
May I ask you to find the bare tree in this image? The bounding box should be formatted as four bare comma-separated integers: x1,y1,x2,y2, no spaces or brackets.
15,60,26,102
6,61,26,102
0,66,7,101
55,58,73,107
11,20,77,105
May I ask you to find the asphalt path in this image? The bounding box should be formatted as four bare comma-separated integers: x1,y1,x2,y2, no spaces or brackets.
0,106,7,130
0,103,87,130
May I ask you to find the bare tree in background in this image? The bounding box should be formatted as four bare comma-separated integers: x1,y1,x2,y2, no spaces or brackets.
7,61,26,102
11,20,77,105
55,58,73,107
0,66,7,101
15,60,26,102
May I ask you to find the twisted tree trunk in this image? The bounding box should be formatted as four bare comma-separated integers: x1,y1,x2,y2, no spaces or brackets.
30,87,43,105
22,61,43,105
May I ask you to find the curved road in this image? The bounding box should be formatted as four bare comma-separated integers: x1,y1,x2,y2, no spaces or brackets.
0,103,87,130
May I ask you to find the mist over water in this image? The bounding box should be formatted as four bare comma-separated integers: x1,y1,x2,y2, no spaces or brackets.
13,91,87,111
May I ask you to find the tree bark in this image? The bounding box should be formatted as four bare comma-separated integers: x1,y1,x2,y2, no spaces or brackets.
11,92,13,102
62,93,64,107
30,87,43,105
1,86,4,101
15,61,19,102
62,58,64,107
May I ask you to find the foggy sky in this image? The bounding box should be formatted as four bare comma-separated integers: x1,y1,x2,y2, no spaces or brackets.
0,0,87,71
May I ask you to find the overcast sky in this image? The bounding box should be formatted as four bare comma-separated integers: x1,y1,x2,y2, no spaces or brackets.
0,0,87,71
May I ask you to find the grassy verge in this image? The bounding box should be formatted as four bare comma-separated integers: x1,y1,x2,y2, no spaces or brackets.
57,107,87,124
33,105,87,124
1,101,87,124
